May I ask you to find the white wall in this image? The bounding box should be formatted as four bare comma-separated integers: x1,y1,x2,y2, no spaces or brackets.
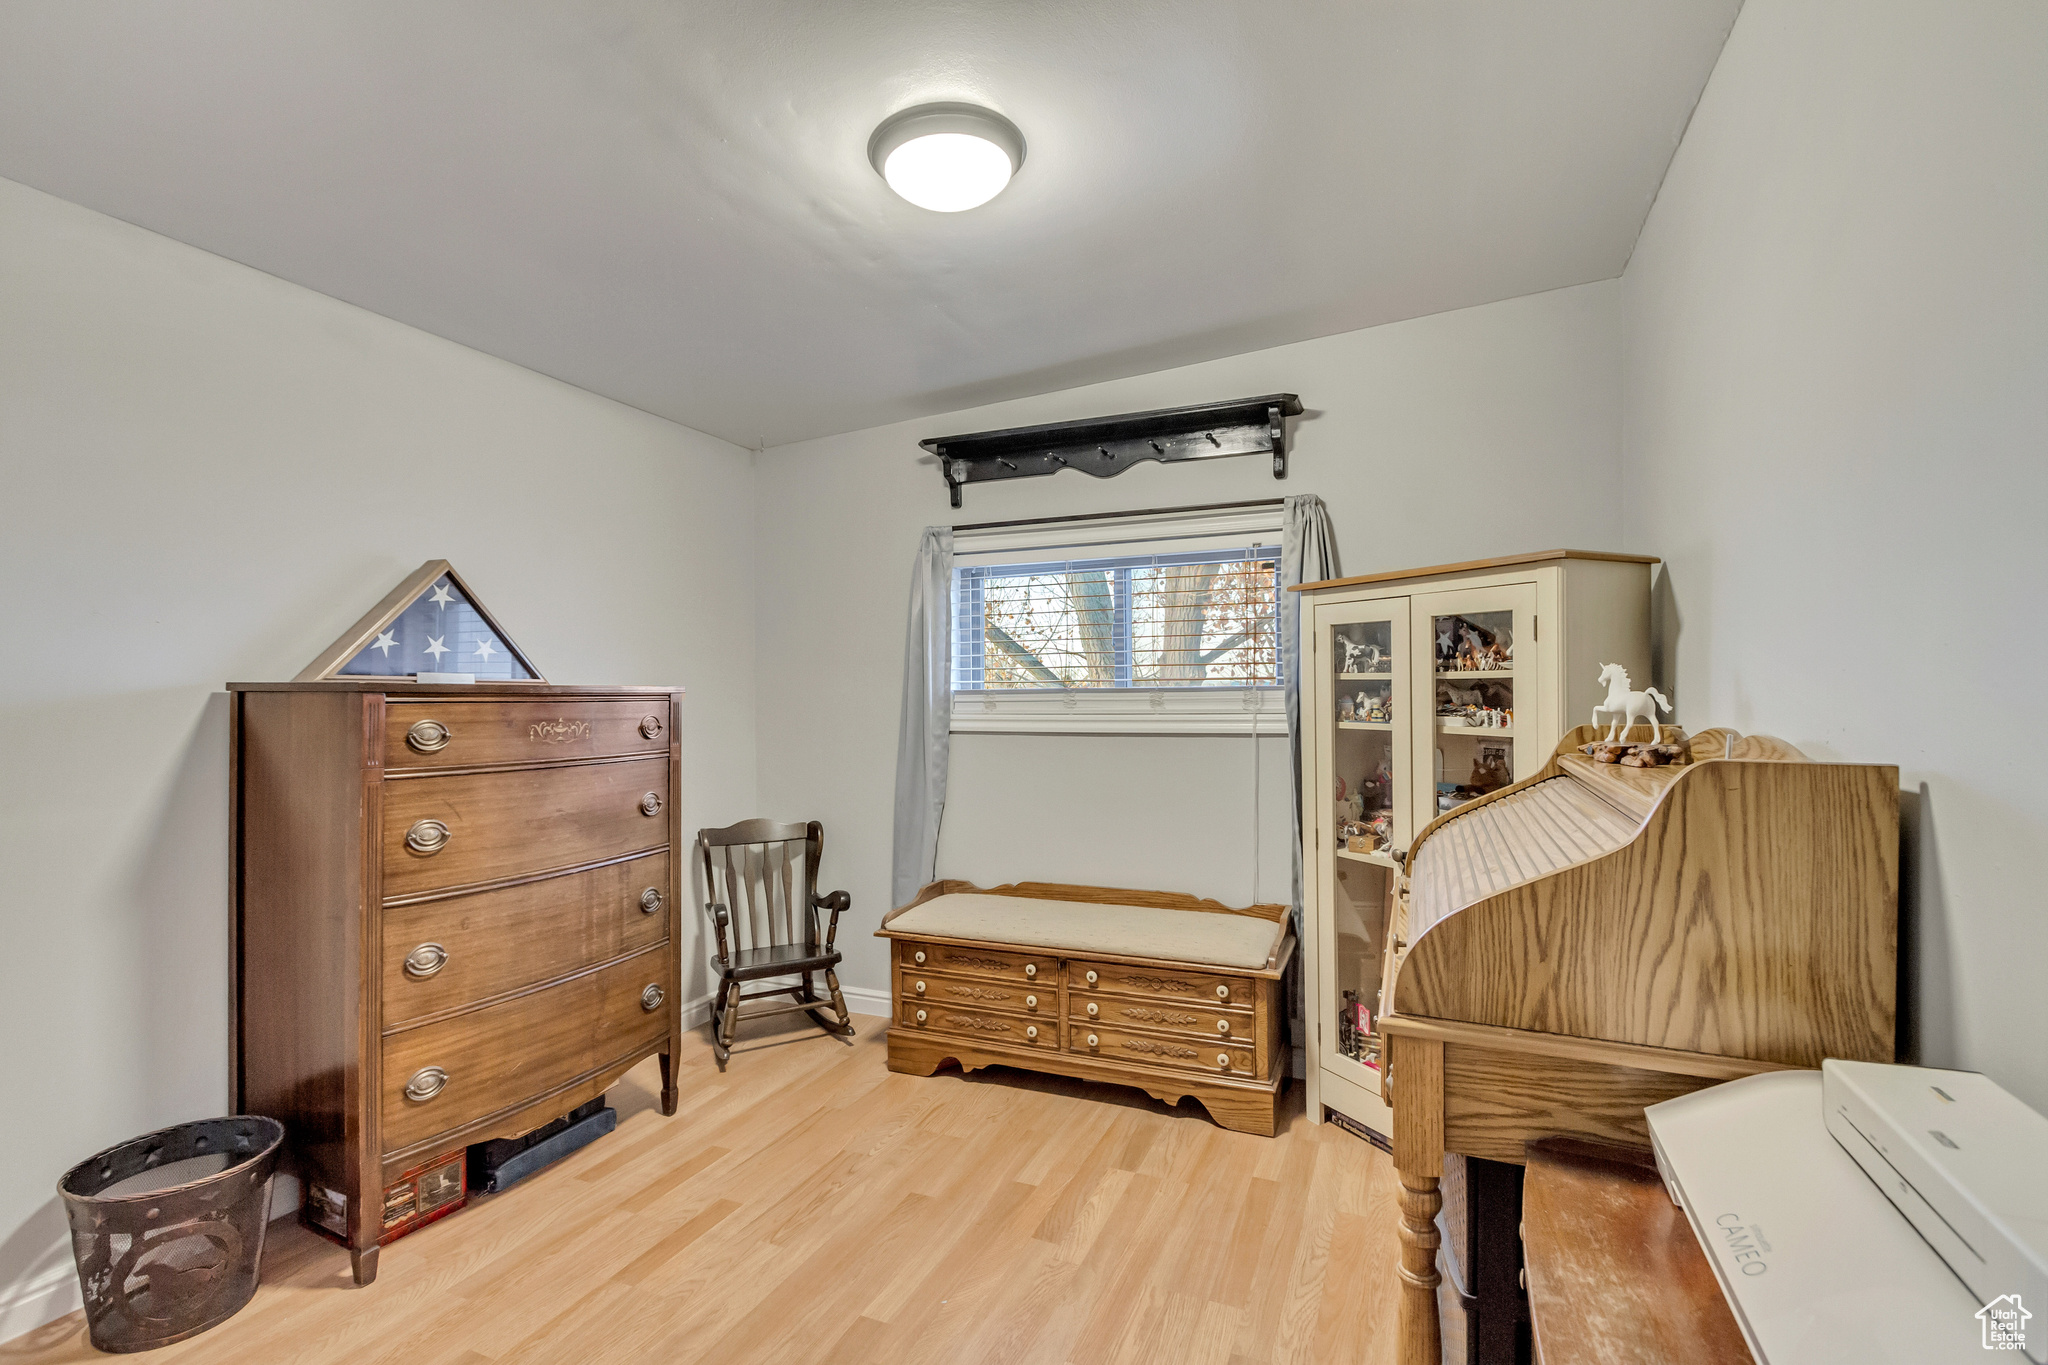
1621,1,2048,1109
0,176,759,1334
754,280,1626,997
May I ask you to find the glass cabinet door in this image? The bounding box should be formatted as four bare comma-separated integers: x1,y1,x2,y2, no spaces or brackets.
1311,597,1410,1099
1410,583,1538,824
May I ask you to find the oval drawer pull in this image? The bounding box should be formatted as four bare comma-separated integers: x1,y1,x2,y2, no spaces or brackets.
406,719,451,753
404,1067,448,1102
1025,994,1038,1010
915,1009,928,1024
1026,1025,1039,1040
1084,970,1098,986
1086,1002,1098,1018
1085,1033,1099,1048
405,819,450,854
403,943,448,979
640,714,665,739
641,984,666,1011
913,980,926,994
1216,1053,1231,1069
914,950,926,964
640,887,664,914
1024,963,1037,978
1215,984,1230,1000
1217,1019,1231,1034
640,792,664,817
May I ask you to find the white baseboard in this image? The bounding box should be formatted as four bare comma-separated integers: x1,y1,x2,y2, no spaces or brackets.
0,1261,80,1347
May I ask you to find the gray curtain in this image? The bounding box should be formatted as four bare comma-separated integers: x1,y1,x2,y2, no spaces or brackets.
891,526,954,908
1282,494,1338,920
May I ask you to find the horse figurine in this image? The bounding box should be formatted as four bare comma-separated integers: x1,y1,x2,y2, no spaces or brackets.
1591,663,1672,742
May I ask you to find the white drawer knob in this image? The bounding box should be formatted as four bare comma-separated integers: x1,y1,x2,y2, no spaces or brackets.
1086,1033,1099,1048
1025,995,1038,1010
1215,984,1230,1000
1086,1002,1098,1018
914,950,926,964
1217,1053,1230,1068
914,980,926,994
1217,1019,1231,1034
1024,963,1037,978
1085,970,1098,985
1026,1025,1038,1040
915,1009,927,1024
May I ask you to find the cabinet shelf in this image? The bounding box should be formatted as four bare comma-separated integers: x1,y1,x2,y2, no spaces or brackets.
1438,723,1515,739
1335,847,1398,869
1435,670,1515,681
1336,672,1394,681
1337,721,1394,732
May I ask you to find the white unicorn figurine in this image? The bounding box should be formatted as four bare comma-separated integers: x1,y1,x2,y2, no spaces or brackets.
1591,663,1672,742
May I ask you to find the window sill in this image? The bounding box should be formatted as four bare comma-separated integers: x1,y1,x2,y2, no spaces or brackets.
950,689,1285,736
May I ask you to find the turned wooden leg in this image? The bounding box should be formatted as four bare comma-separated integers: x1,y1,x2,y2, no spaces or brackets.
1397,1171,1443,1365
659,1050,679,1116
350,1244,380,1287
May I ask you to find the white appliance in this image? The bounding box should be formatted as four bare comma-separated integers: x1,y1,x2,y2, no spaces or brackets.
1823,1059,2047,1364
1646,1070,1996,1363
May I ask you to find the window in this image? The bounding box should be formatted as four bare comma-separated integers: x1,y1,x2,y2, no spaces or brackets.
950,510,1284,734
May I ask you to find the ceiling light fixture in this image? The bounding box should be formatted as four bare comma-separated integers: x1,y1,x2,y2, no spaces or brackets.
868,103,1026,213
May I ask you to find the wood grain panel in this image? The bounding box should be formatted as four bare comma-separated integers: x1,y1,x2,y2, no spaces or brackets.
380,756,669,897
380,946,669,1156
1397,758,1898,1065
895,999,1060,1051
381,852,670,1027
1438,1043,1728,1163
384,698,667,770
1521,1142,1756,1365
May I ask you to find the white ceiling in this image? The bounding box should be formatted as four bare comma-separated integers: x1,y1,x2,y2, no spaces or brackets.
0,2,1738,448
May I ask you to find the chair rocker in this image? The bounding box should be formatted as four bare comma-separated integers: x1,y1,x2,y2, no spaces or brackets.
698,818,856,1067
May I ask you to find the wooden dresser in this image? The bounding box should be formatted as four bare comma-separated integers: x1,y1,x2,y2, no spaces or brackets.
229,682,684,1285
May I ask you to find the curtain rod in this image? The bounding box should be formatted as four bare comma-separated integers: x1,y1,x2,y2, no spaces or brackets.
951,497,1286,534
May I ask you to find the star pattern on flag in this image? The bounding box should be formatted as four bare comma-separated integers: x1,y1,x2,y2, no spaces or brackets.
371,630,397,656
474,639,496,662
424,636,449,661
429,582,455,608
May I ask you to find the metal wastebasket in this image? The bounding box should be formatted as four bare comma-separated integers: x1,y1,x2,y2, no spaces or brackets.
58,1115,285,1353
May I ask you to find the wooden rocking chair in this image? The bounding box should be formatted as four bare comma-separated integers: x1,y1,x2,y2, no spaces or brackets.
698,818,856,1067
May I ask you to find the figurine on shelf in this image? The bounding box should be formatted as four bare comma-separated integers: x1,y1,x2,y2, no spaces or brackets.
1471,745,1512,793
1363,693,1392,724
1338,990,1360,1060
1364,808,1392,848
1591,662,1673,742
1360,643,1385,673
1435,619,1458,669
1337,694,1356,722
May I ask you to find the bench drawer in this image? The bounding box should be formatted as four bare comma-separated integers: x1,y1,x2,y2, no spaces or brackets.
1066,958,1256,1009
385,699,670,770
898,968,1052,1017
1068,994,1252,1044
1068,1022,1255,1078
897,999,1058,1050
895,940,1059,987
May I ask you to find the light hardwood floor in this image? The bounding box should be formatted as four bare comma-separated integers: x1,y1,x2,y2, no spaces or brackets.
3,1015,1402,1364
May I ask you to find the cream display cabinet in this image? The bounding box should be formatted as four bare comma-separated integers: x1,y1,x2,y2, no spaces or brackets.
1292,550,1656,1139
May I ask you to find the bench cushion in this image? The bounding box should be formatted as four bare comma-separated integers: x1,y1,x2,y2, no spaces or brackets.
888,893,1279,970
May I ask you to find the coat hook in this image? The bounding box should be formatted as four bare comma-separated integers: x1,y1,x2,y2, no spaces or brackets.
1205,431,1221,447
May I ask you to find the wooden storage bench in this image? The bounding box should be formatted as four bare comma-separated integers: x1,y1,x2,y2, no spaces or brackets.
878,881,1295,1136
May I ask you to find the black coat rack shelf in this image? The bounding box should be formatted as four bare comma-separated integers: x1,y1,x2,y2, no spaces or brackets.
920,393,1303,508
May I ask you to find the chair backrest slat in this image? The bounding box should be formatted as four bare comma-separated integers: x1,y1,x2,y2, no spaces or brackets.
699,819,826,960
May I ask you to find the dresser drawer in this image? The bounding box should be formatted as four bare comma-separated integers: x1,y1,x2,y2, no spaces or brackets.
1069,1022,1254,1078
383,852,670,1026
384,699,671,770
381,757,668,897
897,999,1058,1050
895,940,1058,987
1067,994,1253,1044
898,968,1052,1017
381,947,669,1157
1067,958,1256,1009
